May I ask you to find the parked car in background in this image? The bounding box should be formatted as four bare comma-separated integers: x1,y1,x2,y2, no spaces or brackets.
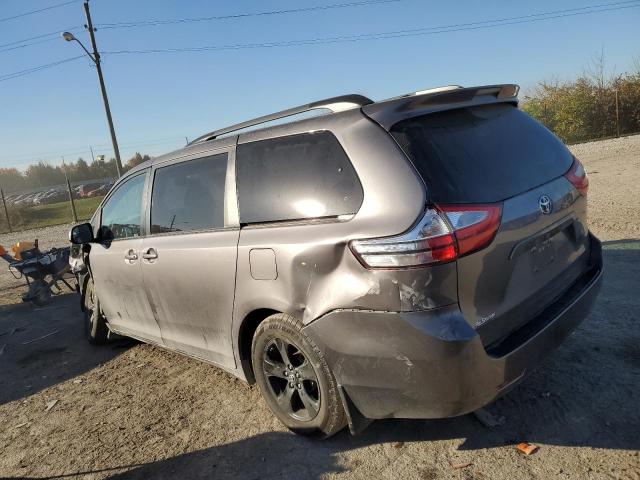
42,189,68,205
70,84,602,438
85,184,110,198
79,183,102,198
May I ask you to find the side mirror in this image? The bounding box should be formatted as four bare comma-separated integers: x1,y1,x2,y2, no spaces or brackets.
69,223,94,244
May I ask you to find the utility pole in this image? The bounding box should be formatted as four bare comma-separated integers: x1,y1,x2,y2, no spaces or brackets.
89,146,96,163
83,1,123,177
62,157,78,223
614,89,620,138
0,188,11,233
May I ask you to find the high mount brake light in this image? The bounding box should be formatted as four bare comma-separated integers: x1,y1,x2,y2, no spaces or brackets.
350,204,502,269
564,155,589,196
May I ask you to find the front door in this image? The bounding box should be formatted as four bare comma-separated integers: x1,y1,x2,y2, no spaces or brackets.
90,171,162,344
140,152,238,368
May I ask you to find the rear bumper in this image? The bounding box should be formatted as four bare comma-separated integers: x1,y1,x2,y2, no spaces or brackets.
303,233,603,420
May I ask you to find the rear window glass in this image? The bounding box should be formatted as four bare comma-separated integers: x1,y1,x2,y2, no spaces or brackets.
236,131,363,224
150,154,227,234
390,104,573,203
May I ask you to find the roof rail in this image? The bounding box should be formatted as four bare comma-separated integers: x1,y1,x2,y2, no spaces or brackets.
188,94,373,146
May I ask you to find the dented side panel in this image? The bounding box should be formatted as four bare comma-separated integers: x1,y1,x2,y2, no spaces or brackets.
231,109,458,370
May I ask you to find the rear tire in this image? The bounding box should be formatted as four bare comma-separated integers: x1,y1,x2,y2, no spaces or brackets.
84,277,109,345
251,313,347,438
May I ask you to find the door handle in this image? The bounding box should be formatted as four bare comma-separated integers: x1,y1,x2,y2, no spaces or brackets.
124,250,138,261
142,248,158,260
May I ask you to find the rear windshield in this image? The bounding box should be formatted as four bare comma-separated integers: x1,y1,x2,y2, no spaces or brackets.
390,104,573,203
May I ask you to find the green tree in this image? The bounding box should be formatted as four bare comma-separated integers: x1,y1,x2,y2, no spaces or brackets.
522,56,640,143
24,162,65,188
73,158,91,180
0,168,26,193
124,152,150,171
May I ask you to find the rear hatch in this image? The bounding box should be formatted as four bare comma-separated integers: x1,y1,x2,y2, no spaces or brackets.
384,102,591,348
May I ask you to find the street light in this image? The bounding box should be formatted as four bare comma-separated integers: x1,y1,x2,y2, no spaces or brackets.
62,31,94,59
61,2,123,178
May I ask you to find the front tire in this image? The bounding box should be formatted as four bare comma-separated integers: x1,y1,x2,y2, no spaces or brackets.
83,277,109,345
251,313,347,438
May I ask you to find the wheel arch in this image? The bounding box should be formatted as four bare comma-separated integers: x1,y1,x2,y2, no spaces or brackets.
238,308,280,384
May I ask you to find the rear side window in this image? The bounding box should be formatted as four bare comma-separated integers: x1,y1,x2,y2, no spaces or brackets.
236,131,363,224
150,153,227,234
390,104,573,203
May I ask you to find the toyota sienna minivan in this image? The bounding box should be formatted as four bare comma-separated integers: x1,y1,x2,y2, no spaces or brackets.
70,84,603,437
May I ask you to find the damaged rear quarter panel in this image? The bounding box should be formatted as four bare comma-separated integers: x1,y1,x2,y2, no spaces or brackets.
231,110,459,361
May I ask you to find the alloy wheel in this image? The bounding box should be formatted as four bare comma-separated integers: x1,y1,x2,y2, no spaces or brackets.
262,337,320,421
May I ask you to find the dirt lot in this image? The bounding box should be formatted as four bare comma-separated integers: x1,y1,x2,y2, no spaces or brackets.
0,135,638,479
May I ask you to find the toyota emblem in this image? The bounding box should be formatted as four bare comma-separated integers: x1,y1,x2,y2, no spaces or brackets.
539,195,552,214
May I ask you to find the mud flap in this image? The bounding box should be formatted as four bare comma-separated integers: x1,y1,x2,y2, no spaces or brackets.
106,329,123,341
78,272,92,312
338,385,373,435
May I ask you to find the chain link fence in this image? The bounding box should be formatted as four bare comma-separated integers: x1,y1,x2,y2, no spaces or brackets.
0,177,114,234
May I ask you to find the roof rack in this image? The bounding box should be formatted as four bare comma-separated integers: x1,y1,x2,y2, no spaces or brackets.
188,94,373,146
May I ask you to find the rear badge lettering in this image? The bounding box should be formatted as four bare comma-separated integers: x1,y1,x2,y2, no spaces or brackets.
476,312,496,327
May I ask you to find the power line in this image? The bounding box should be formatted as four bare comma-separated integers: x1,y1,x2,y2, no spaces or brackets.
1,1,638,83
1,137,187,166
0,56,85,82
0,0,397,54
0,37,64,54
0,0,79,23
101,1,640,56
0,26,81,50
96,0,400,29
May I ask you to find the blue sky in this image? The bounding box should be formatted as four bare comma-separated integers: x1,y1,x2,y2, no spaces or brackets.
1,0,638,170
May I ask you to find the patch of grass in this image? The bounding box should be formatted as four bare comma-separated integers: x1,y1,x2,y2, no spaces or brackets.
0,196,104,233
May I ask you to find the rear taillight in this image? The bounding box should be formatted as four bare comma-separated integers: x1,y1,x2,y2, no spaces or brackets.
438,204,502,256
350,204,502,269
564,156,589,196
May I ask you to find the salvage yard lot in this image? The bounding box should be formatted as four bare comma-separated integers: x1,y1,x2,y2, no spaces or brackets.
0,135,639,479
0,196,103,234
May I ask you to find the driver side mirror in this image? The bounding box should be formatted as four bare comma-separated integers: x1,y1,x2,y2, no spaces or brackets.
69,223,95,244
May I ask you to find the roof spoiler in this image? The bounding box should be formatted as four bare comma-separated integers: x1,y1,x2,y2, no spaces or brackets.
362,84,520,130
188,94,373,146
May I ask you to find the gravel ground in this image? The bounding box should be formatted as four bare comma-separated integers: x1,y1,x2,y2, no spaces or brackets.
0,135,638,479
570,135,640,241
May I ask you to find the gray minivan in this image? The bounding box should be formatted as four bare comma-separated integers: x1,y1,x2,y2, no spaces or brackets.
70,84,602,437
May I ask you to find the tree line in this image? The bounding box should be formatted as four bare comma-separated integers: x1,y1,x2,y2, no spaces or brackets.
522,57,640,144
0,152,150,193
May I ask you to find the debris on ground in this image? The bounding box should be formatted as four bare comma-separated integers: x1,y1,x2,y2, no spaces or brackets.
517,442,540,455
1,241,74,305
14,422,28,429
44,400,59,413
450,461,473,469
22,330,59,345
473,407,506,428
